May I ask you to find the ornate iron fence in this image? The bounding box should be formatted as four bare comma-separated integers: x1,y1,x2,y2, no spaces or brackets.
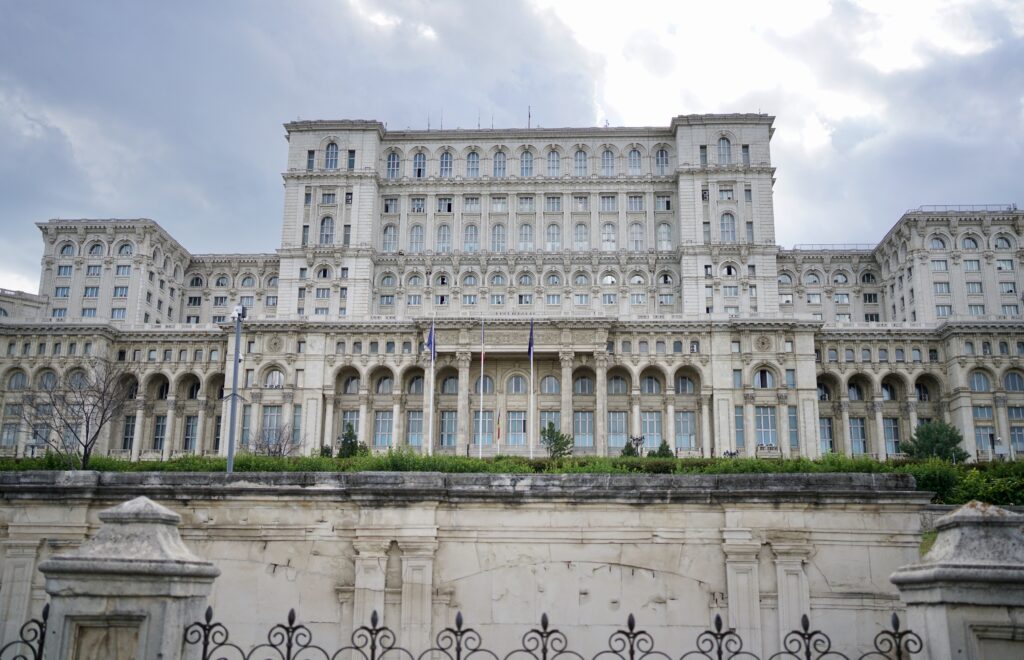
0,603,48,660
182,607,922,660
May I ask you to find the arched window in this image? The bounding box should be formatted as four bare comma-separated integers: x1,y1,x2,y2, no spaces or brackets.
520,151,533,177
156,381,169,399
970,371,990,392
343,376,361,394
7,371,27,390
407,274,423,287
962,236,978,250
545,224,561,251
118,243,133,256
264,370,284,389
380,274,396,287
601,273,617,286
720,213,736,242
464,225,479,252
316,266,330,279
861,272,876,284
601,149,615,176
545,272,561,286
376,376,393,394
319,217,334,244
881,383,896,401
930,236,946,250
848,383,863,400
655,148,669,175
407,376,424,394
778,273,792,285
507,375,526,394
491,224,506,252
629,223,645,251
492,152,506,178
466,151,480,177
965,341,975,355
657,223,671,250
441,376,459,394
518,272,534,286
718,137,731,165
573,376,594,394
436,225,452,253
995,237,1012,249
817,384,831,401
641,375,661,394
475,375,494,394
39,371,57,391
601,223,616,251
434,273,450,287
804,272,821,285
381,225,397,252
574,150,587,176
833,272,849,284
573,273,590,286
240,275,255,287
629,273,645,286
1005,371,1024,392
186,382,201,399
409,225,425,252
573,223,589,250
215,276,229,287
676,375,695,394
540,375,560,394
267,276,278,288
491,273,507,286
439,151,453,178
386,152,400,179
723,264,738,277
518,224,534,251
915,383,930,401
754,369,774,388
88,243,104,256
547,150,560,176
325,142,339,169
413,152,426,178
59,244,75,256
628,149,642,175
189,275,204,287
463,273,478,287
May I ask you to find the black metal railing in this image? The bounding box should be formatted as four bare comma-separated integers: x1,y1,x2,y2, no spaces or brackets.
0,603,48,660
183,607,922,660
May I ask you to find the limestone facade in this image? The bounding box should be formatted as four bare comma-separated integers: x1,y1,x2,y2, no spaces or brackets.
0,115,1023,459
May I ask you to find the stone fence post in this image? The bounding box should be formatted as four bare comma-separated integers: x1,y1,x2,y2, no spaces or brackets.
890,501,1024,660
37,496,219,660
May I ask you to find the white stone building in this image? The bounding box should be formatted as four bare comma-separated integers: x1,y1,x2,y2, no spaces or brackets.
1,114,1022,460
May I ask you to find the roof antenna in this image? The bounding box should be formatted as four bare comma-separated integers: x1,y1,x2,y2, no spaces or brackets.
477,109,480,129
528,105,531,129
440,107,443,130
427,113,430,130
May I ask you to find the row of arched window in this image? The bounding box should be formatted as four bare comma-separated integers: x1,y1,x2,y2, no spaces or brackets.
186,274,278,289
335,373,700,396
58,242,135,257
380,221,676,253
377,269,673,289
778,270,877,286
928,234,1015,251
385,147,673,180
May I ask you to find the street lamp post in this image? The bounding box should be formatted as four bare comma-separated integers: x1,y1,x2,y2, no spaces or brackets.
226,305,246,474
629,435,644,457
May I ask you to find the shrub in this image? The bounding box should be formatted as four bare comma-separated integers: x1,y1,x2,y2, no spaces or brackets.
902,421,970,463
540,423,574,459
650,440,674,458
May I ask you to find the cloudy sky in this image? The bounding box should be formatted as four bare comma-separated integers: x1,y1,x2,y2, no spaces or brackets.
1,0,1022,292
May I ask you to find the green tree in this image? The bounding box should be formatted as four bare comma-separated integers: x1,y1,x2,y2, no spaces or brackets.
903,421,970,462
620,441,639,457
540,422,574,459
650,439,675,458
337,424,363,458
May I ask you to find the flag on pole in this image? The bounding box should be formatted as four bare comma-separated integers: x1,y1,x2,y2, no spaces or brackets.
427,319,437,363
528,319,535,459
479,320,485,459
528,319,534,363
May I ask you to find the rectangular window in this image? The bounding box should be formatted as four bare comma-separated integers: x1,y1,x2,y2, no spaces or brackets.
383,197,398,213
846,418,866,455
573,411,595,447
602,293,616,305
544,195,562,212
966,281,984,295
115,265,131,277
835,293,850,304
473,411,494,445
491,196,508,212
997,259,1015,271
489,293,504,305
51,308,67,318
968,304,985,316
54,286,70,298
86,265,101,277
742,144,751,166
734,406,745,449
518,293,533,305
675,411,696,450
540,410,560,433
718,188,734,201
507,411,527,446
627,194,644,211
410,197,425,213
935,305,952,317
699,145,708,166
464,196,481,212
1001,281,1017,294
153,414,167,451
964,259,981,272
818,417,833,454
655,194,671,211
240,295,254,307
112,286,128,298
599,195,617,212
322,192,336,204
438,411,456,446
883,418,901,454
785,369,796,388
406,411,423,446
183,415,198,452
863,292,878,303
316,287,330,299
57,265,73,277
111,308,126,320
573,293,589,305
373,411,393,447
755,406,777,446
546,293,561,305
437,197,453,213
347,149,356,170
120,415,136,451
306,150,315,170
931,260,948,272
462,294,476,305
807,293,821,304
341,410,360,439
788,406,799,450
573,195,590,211
607,411,627,448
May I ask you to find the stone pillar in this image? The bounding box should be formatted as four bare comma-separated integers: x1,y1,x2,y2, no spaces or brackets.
891,502,1024,660
392,394,404,448
559,351,574,434
777,393,790,458
0,541,40,646
664,394,675,452
595,356,608,456
130,401,145,461
352,539,390,628
743,393,756,457
630,392,641,438
994,394,1011,460
871,400,888,460
456,352,471,454
722,528,762,655
37,496,219,660
772,542,811,649
906,401,919,436
194,406,206,455
839,400,852,458
323,393,335,453
162,399,178,460
700,395,712,457
358,391,370,449
399,540,438,651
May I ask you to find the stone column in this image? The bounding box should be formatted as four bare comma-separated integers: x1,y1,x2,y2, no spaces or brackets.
194,405,206,454
352,539,390,628
0,541,40,646
839,400,852,458
994,394,1011,460
323,393,335,453
664,393,676,452
456,352,471,455
37,496,219,660
392,394,404,448
595,356,608,456
743,393,756,457
700,395,712,457
130,400,145,461
890,502,1024,660
906,401,919,436
162,399,179,460
777,393,790,458
630,392,641,438
772,542,811,649
399,540,438,651
358,390,370,449
559,351,574,434
722,528,762,655
871,400,887,460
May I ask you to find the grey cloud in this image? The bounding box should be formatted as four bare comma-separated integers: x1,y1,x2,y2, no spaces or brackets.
623,30,675,77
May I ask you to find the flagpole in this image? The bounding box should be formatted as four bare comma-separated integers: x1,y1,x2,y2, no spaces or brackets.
528,319,535,459
478,320,485,459
426,318,436,456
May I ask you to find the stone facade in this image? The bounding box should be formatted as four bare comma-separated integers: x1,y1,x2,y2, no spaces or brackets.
0,115,1023,459
0,471,929,657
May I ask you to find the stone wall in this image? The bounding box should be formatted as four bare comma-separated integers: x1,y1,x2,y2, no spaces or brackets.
0,471,929,657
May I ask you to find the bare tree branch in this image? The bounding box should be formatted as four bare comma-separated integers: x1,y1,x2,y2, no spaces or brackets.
246,423,301,457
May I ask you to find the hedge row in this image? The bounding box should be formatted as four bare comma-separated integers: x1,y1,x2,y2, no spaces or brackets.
1,453,1021,506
